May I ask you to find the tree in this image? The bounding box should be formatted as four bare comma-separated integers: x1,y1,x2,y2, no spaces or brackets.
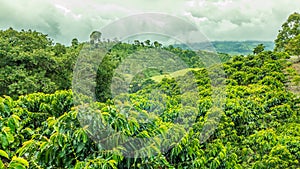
144,39,151,46
71,38,79,48
285,34,300,58
0,28,79,98
153,41,162,48
274,12,300,52
53,43,66,56
89,31,102,45
253,44,265,54
134,40,140,46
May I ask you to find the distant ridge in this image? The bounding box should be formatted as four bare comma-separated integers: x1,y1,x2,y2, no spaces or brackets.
173,41,275,55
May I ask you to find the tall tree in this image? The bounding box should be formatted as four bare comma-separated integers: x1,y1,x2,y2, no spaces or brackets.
274,12,300,52
89,31,102,45
71,38,79,48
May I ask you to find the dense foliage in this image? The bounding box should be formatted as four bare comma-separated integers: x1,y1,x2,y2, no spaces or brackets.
0,12,300,169
275,12,300,55
1,50,299,168
0,28,81,99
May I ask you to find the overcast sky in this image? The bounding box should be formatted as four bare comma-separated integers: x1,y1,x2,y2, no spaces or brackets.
0,0,299,44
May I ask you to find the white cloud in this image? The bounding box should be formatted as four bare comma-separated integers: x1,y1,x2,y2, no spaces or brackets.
184,0,300,40
0,0,299,44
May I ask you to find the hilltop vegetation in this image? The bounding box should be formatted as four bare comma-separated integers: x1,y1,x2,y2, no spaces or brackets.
174,41,274,55
0,28,81,98
0,12,300,169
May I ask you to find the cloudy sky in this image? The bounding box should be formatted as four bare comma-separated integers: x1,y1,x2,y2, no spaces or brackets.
1,0,299,44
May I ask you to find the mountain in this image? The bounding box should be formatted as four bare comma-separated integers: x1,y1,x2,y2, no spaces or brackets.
173,41,275,55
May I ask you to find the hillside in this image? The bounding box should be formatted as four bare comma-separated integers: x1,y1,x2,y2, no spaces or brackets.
0,25,300,168
174,41,275,55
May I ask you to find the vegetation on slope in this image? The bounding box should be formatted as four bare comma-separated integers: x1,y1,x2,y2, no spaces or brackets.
0,12,299,169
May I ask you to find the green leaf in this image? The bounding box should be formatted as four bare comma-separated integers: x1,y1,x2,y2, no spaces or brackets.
11,115,21,121
23,128,34,135
6,133,14,144
58,135,64,147
11,156,29,168
2,127,14,143
58,150,66,158
8,162,26,169
1,133,8,148
0,159,4,168
8,118,16,133
108,160,117,168
81,128,88,143
0,149,9,159
76,142,85,153
16,140,35,156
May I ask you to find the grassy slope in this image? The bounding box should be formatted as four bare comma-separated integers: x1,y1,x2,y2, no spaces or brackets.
150,68,201,82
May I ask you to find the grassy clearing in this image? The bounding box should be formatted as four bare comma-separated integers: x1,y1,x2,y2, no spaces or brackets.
151,68,201,82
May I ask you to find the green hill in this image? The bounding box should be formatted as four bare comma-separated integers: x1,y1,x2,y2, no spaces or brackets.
0,26,300,169
174,41,275,55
